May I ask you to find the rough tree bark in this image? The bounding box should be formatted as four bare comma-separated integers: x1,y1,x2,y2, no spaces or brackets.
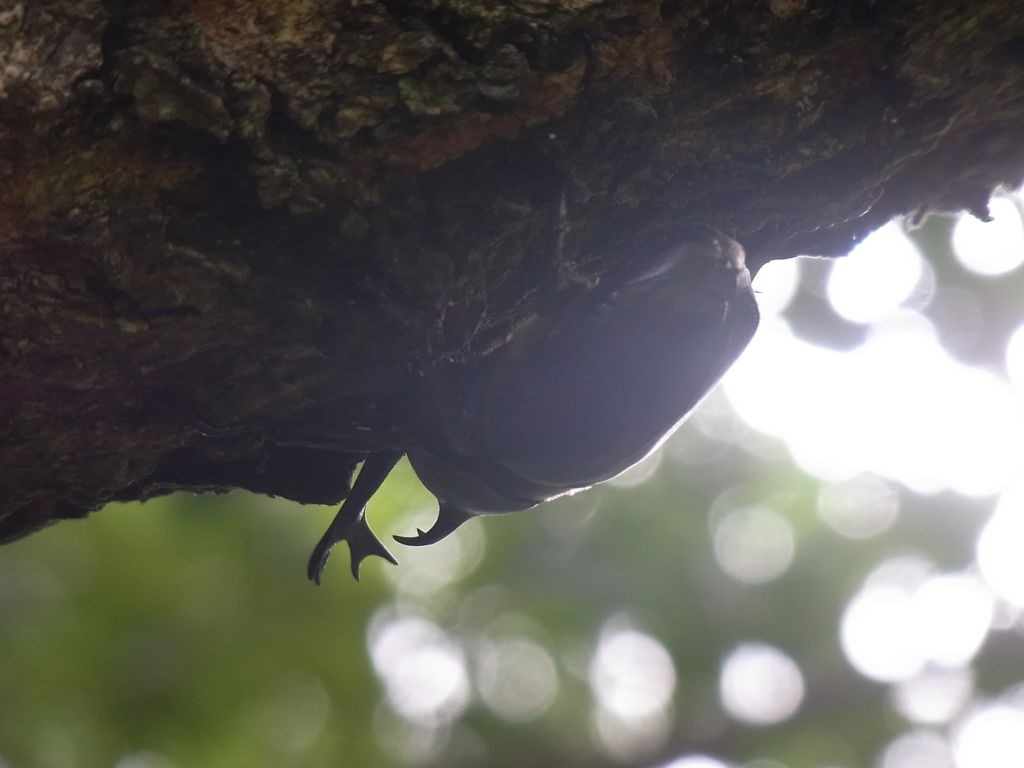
2,0,1023,542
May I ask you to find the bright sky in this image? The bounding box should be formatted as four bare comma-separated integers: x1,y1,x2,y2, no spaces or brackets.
727,218,1024,496
719,187,1024,768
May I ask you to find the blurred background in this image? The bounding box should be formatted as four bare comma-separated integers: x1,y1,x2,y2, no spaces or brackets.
3,187,1024,768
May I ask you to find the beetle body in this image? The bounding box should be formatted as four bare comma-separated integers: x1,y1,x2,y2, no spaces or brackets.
309,229,759,582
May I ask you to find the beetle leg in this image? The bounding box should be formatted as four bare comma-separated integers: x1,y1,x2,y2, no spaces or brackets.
307,450,403,584
393,503,478,547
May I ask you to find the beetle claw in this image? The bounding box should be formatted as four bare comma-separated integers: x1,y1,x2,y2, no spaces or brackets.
307,450,403,584
308,515,396,584
394,504,476,547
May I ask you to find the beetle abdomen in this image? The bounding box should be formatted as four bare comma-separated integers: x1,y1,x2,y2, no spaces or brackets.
480,252,757,489
418,230,759,507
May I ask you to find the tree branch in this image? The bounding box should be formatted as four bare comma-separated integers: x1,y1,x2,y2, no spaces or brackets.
2,0,1023,540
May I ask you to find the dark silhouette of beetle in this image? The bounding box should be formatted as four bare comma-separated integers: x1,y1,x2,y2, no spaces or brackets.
308,228,760,583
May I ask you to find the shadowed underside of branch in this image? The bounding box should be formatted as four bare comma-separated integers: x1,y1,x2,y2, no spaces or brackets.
1,0,1023,541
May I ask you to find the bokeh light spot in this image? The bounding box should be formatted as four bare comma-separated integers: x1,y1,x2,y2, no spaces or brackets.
718,643,804,725
976,482,1024,607
827,221,924,324
817,474,899,539
112,753,178,768
841,560,929,682
879,730,955,768
1006,322,1024,391
476,636,558,722
589,621,676,721
841,559,993,682
592,706,672,761
712,504,795,584
951,196,1024,276
368,609,470,726
892,667,973,725
752,257,801,316
657,757,732,768
953,703,1024,768
910,574,993,667
386,509,486,596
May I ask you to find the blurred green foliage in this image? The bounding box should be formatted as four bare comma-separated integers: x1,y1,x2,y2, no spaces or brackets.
0,435,1007,768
